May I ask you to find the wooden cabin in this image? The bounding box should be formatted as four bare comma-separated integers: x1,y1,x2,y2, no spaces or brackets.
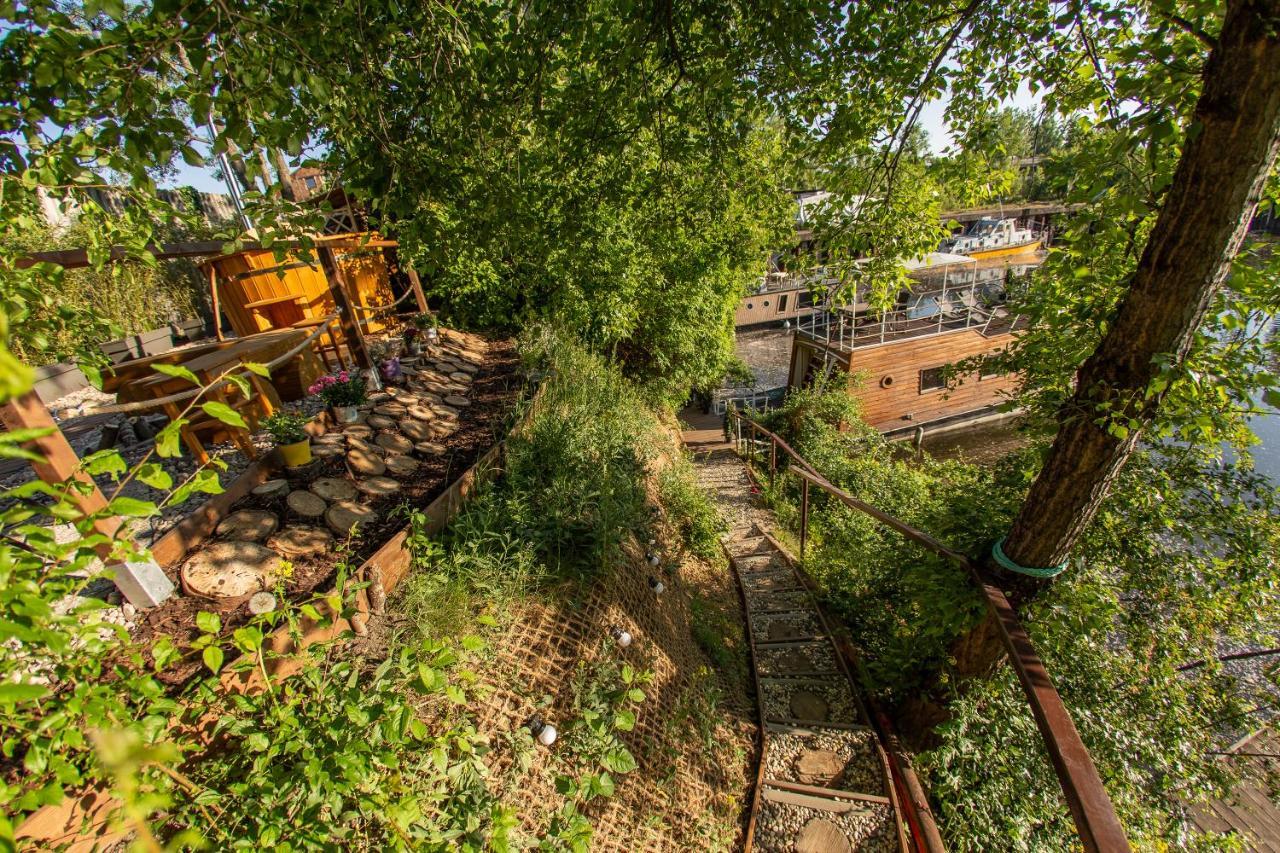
787,259,1032,432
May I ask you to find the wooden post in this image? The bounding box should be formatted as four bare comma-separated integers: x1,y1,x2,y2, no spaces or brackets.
769,437,776,484
404,268,428,314
0,392,121,545
317,245,372,370
208,265,224,342
799,477,809,557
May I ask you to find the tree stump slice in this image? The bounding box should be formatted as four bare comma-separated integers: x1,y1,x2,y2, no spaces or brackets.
355,476,401,499
449,372,472,383
312,432,346,445
385,454,421,478
268,525,333,559
181,541,281,600
347,447,387,477
310,477,357,503
373,404,408,417
407,405,436,422
443,395,471,408
216,509,278,542
391,392,421,406
343,423,372,439
252,479,291,500
790,690,830,722
795,749,846,786
376,431,414,455
312,444,345,461
432,404,460,418
430,423,458,439
326,500,376,535
368,392,393,404
285,459,324,485
366,414,398,430
400,420,434,442
796,818,852,853
415,441,447,456
287,489,328,519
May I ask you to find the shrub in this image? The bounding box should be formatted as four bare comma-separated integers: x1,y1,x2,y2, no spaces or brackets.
657,458,726,561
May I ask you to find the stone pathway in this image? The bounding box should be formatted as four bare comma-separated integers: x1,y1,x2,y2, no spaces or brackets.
681,432,905,853
178,332,488,603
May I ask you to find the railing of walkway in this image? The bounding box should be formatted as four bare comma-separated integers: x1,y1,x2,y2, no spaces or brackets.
727,408,1131,853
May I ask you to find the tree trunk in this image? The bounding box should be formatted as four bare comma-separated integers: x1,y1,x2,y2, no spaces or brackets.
271,148,298,202
1004,0,1280,571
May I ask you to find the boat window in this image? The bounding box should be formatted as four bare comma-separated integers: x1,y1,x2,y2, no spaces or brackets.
798,291,814,309
777,294,789,313
746,302,754,310
919,366,946,392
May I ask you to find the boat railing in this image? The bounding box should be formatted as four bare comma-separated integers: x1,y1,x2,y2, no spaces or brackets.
712,385,787,415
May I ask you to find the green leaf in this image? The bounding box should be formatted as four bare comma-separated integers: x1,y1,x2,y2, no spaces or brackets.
107,496,159,518
195,611,221,634
612,709,635,732
201,402,247,429
155,419,188,459
242,361,271,378
135,462,173,491
601,746,637,774
0,683,50,704
202,645,224,674
81,450,127,479
152,363,201,386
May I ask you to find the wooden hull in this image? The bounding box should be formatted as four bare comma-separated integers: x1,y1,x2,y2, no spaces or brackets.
961,240,1042,260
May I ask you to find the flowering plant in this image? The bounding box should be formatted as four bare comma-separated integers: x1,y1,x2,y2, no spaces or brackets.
308,370,367,407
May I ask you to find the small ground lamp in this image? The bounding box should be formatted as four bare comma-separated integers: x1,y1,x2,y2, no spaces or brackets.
526,714,557,747
649,577,665,595
611,625,633,648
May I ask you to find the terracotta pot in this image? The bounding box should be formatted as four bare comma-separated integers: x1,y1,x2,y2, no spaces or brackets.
332,405,360,424
278,438,312,467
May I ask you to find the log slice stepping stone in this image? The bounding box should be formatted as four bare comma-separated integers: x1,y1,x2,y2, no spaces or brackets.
430,423,458,439
449,372,472,383
366,414,398,430
790,689,830,722
287,490,328,520
400,420,434,442
452,361,479,374
285,459,324,485
347,447,387,477
795,749,846,787
373,404,408,417
767,620,804,641
376,431,414,455
252,479,291,500
326,500,376,535
310,477,357,503
368,392,393,404
385,454,421,478
796,818,852,853
312,444,345,461
268,525,333,559
312,433,346,445
181,541,281,600
343,423,373,438
408,405,436,422
355,476,401,499
432,404,460,418
216,509,279,542
415,441,447,456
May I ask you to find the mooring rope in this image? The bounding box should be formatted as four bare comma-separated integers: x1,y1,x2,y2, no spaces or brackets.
82,314,340,416
350,285,418,316
990,536,1069,579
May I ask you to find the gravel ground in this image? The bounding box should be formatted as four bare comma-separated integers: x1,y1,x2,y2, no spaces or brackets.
752,611,823,643
741,569,805,595
755,793,897,852
764,727,886,796
761,677,863,726
747,589,815,613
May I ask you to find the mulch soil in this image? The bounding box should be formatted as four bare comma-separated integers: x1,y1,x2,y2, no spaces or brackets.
131,337,523,687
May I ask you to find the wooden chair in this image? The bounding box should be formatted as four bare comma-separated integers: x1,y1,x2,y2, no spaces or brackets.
290,316,344,371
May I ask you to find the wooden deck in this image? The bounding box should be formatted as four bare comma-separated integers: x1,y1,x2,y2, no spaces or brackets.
678,406,730,452
1189,728,1280,850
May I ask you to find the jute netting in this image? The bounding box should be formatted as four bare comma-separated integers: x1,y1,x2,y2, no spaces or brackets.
472,535,757,851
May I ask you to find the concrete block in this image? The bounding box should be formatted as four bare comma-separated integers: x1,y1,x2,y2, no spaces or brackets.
112,560,175,608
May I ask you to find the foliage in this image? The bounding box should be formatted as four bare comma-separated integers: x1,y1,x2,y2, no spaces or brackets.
260,410,308,445
657,457,726,562
307,370,366,408
759,387,1280,849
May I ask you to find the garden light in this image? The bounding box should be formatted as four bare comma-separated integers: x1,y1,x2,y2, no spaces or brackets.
527,714,557,747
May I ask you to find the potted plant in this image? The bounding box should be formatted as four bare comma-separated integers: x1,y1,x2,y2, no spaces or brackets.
308,370,367,424
262,410,312,466
403,322,423,357
411,312,440,350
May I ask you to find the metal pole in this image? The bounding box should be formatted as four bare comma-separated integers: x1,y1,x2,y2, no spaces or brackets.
770,438,777,485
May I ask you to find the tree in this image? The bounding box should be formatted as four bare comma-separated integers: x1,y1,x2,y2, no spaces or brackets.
1002,0,1280,572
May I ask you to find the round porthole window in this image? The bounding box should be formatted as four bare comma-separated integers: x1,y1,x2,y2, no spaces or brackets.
747,302,754,310
880,375,895,388
764,300,771,307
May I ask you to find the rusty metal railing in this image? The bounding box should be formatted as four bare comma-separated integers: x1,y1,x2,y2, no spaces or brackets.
727,408,1130,853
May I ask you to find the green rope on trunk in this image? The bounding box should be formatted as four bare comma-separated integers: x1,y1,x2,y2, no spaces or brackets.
991,536,1069,579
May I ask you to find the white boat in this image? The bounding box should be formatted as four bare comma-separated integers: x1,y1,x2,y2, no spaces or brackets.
943,217,1043,259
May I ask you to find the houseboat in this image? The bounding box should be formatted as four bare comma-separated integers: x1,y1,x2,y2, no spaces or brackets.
787,256,1037,432
943,216,1043,259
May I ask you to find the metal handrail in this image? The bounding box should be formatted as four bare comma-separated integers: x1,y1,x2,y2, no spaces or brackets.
726,408,1130,852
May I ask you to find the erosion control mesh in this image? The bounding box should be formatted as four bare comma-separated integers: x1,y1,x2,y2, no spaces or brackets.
473,535,755,851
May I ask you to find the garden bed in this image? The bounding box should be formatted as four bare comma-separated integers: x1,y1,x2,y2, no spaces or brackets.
130,333,523,685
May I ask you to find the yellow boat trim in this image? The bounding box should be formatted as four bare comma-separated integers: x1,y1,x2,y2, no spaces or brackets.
965,241,1042,260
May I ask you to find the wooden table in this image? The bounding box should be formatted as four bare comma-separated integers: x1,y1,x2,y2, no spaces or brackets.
127,329,306,464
